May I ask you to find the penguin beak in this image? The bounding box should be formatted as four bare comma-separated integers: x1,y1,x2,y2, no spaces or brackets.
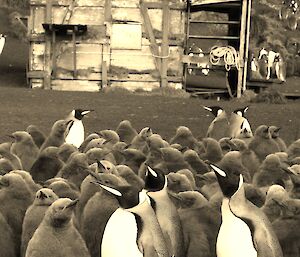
146,166,158,178
81,110,94,116
39,191,48,199
90,181,122,196
202,106,212,112
65,199,79,209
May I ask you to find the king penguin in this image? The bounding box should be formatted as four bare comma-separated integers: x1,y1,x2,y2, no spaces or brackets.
145,166,185,257
210,164,283,257
65,109,94,148
92,172,170,257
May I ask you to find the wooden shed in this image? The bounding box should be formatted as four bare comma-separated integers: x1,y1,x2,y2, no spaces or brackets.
27,0,186,91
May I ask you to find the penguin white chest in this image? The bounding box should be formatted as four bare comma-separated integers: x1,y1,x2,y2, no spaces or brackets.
65,120,84,148
217,200,257,257
101,208,143,257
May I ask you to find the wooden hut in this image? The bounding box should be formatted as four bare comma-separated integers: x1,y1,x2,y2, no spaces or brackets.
27,0,186,91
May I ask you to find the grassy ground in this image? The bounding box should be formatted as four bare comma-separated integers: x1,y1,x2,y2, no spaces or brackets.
0,87,299,147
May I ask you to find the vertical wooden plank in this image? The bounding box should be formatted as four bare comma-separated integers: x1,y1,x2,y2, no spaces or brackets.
72,28,77,78
104,0,112,22
51,30,57,78
161,0,170,87
140,0,161,74
44,38,52,89
237,0,247,98
243,0,252,92
102,61,108,88
46,0,52,23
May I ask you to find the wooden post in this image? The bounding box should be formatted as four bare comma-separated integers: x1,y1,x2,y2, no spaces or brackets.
161,0,170,87
242,0,252,92
44,1,53,89
140,0,162,74
102,61,108,88
237,0,248,98
51,30,57,78
72,26,77,78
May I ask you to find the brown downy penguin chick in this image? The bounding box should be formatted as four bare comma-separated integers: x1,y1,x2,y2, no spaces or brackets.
271,198,300,257
25,198,90,257
0,173,34,255
0,211,16,257
83,138,107,153
177,169,196,189
169,126,197,149
200,137,223,163
218,137,235,155
196,171,221,200
183,149,210,175
116,120,138,144
80,173,121,257
26,125,46,149
56,152,90,189
116,165,144,192
10,170,41,194
284,165,300,199
0,158,14,173
58,143,78,163
260,185,289,222
253,154,291,189
211,164,283,257
286,139,300,160
130,127,153,152
145,166,185,257
40,119,73,152
0,142,23,170
269,126,287,152
230,138,261,179
78,133,100,152
30,146,64,182
167,172,195,193
120,148,147,174
248,125,280,162
156,147,193,174
10,131,39,171
98,129,120,147
86,147,116,165
111,141,127,164
21,188,59,257
218,151,252,183
93,170,170,257
243,183,266,208
47,179,80,200
176,190,221,257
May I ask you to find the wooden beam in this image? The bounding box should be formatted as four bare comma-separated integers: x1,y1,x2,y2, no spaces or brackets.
243,0,252,92
102,61,108,88
140,0,162,74
104,0,112,22
45,0,52,24
237,0,247,98
144,2,186,10
72,27,77,78
161,0,170,87
188,35,240,40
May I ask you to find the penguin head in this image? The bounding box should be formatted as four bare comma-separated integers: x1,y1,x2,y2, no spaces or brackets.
210,164,243,198
91,173,140,208
98,130,120,144
269,126,281,139
72,109,93,120
233,106,249,117
144,166,166,192
202,105,224,117
46,198,79,227
53,119,73,134
34,188,58,206
9,131,33,143
255,125,271,139
167,172,194,193
139,127,153,140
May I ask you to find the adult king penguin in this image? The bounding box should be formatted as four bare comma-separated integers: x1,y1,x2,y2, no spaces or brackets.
65,109,93,148
210,164,283,257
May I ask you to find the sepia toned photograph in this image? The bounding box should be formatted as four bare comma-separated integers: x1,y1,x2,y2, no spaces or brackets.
0,0,299,257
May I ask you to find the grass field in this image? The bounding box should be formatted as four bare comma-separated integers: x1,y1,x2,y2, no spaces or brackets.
0,86,299,147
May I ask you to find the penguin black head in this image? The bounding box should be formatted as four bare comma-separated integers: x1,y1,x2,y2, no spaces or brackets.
73,109,93,120
233,106,249,117
202,106,224,117
210,164,242,198
144,166,166,192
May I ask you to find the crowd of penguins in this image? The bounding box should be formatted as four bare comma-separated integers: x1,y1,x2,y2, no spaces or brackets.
0,106,299,257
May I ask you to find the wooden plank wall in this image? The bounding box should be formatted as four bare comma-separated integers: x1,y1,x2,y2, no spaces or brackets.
28,0,186,91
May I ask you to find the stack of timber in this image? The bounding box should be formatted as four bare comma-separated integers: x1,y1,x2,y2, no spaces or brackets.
27,0,186,91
